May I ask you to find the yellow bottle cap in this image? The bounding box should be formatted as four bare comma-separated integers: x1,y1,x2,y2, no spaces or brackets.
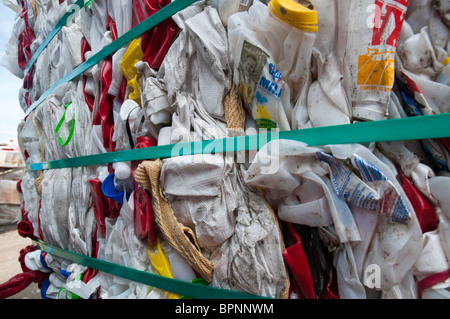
268,0,318,32
442,57,450,65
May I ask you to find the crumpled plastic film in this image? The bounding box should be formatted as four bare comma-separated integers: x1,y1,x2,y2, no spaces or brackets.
141,2,289,298
159,4,232,121
96,190,156,299
245,140,425,297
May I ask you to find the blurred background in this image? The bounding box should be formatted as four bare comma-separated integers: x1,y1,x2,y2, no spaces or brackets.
0,1,25,232
0,2,24,142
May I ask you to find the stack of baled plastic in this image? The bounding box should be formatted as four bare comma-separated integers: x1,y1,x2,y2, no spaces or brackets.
0,0,449,300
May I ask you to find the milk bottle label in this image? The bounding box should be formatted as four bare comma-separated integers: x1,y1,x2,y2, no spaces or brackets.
238,40,282,129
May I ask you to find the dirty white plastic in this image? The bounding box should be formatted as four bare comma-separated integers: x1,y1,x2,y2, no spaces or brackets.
378,140,436,202
112,99,140,151
24,250,52,273
429,176,450,263
399,31,434,74
245,141,364,243
80,0,108,55
158,126,172,146
349,204,378,280
396,31,450,115
109,48,126,97
63,276,100,299
429,176,450,218
113,162,131,180
107,0,133,38
412,230,449,276
135,61,172,127
295,0,351,129
97,191,157,299
246,140,423,292
20,173,41,239
307,79,351,128
412,225,450,299
1,0,21,14
210,0,252,26
0,15,24,79
160,5,231,122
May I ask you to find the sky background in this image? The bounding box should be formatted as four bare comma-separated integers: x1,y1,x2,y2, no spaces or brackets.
0,3,26,142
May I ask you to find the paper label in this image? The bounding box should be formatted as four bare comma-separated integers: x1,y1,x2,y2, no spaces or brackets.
238,40,268,107
237,40,287,130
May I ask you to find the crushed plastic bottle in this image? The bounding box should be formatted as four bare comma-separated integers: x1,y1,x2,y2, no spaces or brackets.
228,0,318,130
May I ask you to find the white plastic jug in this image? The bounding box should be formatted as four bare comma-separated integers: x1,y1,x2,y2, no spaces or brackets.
228,0,317,131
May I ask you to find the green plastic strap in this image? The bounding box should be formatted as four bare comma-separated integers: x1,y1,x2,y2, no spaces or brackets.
24,0,198,117
57,286,68,299
27,113,450,171
22,0,86,77
54,102,75,146
33,240,269,299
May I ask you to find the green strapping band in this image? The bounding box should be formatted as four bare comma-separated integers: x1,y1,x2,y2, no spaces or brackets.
24,0,198,117
33,240,270,299
27,113,450,171
22,0,86,77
